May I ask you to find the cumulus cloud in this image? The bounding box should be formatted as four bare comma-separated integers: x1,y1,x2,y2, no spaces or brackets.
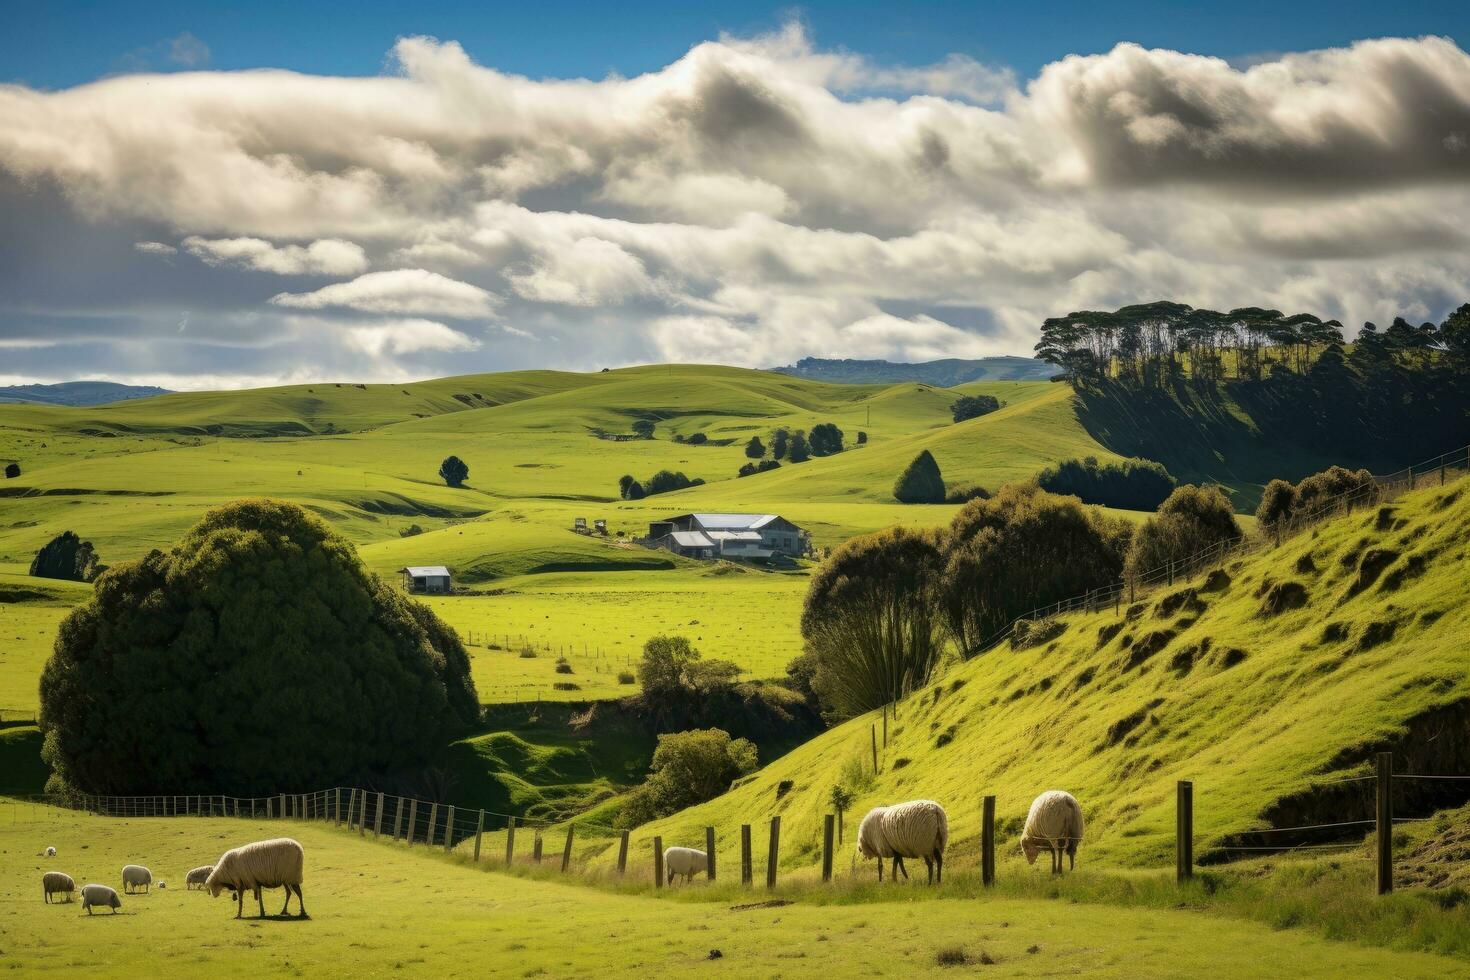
270,269,499,317
341,318,481,356
183,236,369,275
0,26,1468,383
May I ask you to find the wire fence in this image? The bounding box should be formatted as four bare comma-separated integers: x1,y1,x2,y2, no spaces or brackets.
979,444,1470,652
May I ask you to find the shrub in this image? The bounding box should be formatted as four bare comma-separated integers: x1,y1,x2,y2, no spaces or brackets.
1294,465,1376,514
438,455,469,488
684,658,741,693
552,682,581,691
631,419,656,439
38,499,478,795
801,526,947,717
519,646,538,658
399,523,425,538
644,470,704,495
616,728,758,827
555,658,574,674
1035,456,1176,511
808,422,844,456
894,449,945,503
3,462,18,479
1125,485,1242,581
744,435,765,458
687,432,708,445
617,670,636,685
950,394,1001,423
1255,479,1298,530
856,431,867,445
737,459,781,478
944,483,991,504
29,531,103,583
940,484,1130,656
637,635,701,695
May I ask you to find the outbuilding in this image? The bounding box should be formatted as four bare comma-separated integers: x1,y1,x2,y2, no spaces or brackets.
400,565,453,593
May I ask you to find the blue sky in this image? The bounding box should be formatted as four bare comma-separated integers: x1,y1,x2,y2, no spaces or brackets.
7,0,1469,89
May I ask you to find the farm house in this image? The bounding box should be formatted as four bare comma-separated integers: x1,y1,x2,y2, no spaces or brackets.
646,513,809,560
399,565,452,593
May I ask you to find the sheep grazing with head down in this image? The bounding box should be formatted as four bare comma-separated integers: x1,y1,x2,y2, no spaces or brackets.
205,838,306,919
80,883,122,914
121,864,153,894
856,800,949,884
44,846,56,857
662,846,708,885
1021,790,1085,874
186,865,214,890
42,871,75,903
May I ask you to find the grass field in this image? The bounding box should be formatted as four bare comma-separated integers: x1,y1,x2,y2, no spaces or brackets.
1,804,1462,978
601,476,1470,871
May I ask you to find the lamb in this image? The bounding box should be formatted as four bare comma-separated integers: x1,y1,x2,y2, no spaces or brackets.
1021,790,1085,874
662,846,708,885
186,865,214,890
121,864,153,894
42,871,75,903
44,846,56,857
80,883,122,914
205,838,306,919
856,800,949,884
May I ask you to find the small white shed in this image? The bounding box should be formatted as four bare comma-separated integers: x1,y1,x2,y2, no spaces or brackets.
400,565,452,594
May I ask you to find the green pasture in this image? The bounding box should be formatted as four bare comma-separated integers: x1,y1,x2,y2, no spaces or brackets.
0,804,1460,978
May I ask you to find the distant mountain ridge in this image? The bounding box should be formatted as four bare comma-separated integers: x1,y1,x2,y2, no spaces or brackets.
771,355,1056,386
0,381,173,407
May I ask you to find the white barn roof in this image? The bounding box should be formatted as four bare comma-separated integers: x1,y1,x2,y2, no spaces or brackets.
671,531,716,548
660,513,787,531
402,566,451,578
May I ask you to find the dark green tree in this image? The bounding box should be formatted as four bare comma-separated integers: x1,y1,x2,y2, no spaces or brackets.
1255,479,1298,531
3,462,18,479
787,430,811,463
744,436,766,458
1441,303,1470,365
438,455,469,488
38,499,478,795
893,449,945,503
856,432,867,445
808,422,844,456
29,531,103,583
950,394,1001,423
1125,485,1242,581
1035,456,1176,511
636,635,702,696
616,728,758,827
770,428,789,460
632,419,656,439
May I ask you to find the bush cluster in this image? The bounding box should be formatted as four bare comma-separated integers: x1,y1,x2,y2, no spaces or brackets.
616,728,758,827
1036,456,1176,511
1255,465,1377,530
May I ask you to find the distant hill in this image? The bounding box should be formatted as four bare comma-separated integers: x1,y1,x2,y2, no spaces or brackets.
770,355,1057,385
0,381,172,407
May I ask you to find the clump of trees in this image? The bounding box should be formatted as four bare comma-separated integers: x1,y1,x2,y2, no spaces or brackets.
944,483,991,504
618,475,645,500
744,436,765,459
631,419,656,439
951,394,1001,423
439,455,469,488
1255,465,1376,530
808,423,844,456
738,459,781,478
617,727,758,827
38,499,478,795
787,430,811,463
1036,456,1177,511
617,470,702,498
1125,485,1241,581
894,449,945,503
29,531,104,583
4,462,18,479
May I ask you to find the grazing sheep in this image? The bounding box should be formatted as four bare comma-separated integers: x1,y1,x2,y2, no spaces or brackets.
205,838,306,919
856,801,948,883
663,846,708,884
80,883,122,914
44,846,56,857
121,864,153,894
42,871,75,903
1021,790,1085,874
186,865,214,890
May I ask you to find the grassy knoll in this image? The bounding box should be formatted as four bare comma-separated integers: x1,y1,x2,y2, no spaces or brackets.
602,476,1470,873
0,805,1460,978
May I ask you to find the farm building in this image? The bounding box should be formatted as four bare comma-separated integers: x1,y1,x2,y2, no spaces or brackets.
647,513,808,560
400,565,452,593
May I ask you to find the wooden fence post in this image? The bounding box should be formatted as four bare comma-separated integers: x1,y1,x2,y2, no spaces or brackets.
359,792,367,837
505,816,516,866
535,830,545,864
1176,781,1193,882
374,792,384,838
871,725,879,774
561,826,575,873
616,830,628,873
444,806,456,853
882,705,888,747
280,793,287,821
474,810,485,862
822,814,835,882
427,803,439,847
1376,752,1393,895
981,795,996,887
407,799,418,847
741,824,753,885
335,788,342,826
766,816,781,889
705,826,716,881
653,836,664,888
393,797,405,840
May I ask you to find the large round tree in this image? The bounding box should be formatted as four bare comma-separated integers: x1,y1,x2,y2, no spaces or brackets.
39,499,478,795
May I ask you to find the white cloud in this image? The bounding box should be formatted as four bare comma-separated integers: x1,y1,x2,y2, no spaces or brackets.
270,269,499,317
341,318,481,356
133,240,177,256
184,236,369,275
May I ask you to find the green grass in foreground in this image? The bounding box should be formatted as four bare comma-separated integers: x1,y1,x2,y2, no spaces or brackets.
0,804,1460,978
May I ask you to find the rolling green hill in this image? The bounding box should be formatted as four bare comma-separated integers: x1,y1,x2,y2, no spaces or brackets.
595,475,1470,873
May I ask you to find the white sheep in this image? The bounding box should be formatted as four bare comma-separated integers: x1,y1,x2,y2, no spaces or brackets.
44,846,56,857
662,846,708,885
1021,790,1085,874
186,865,214,890
121,864,153,894
205,838,306,919
857,800,949,883
42,871,75,903
80,883,122,914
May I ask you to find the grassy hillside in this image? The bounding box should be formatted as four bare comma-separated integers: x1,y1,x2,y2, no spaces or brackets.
604,476,1470,873
2,803,1461,978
